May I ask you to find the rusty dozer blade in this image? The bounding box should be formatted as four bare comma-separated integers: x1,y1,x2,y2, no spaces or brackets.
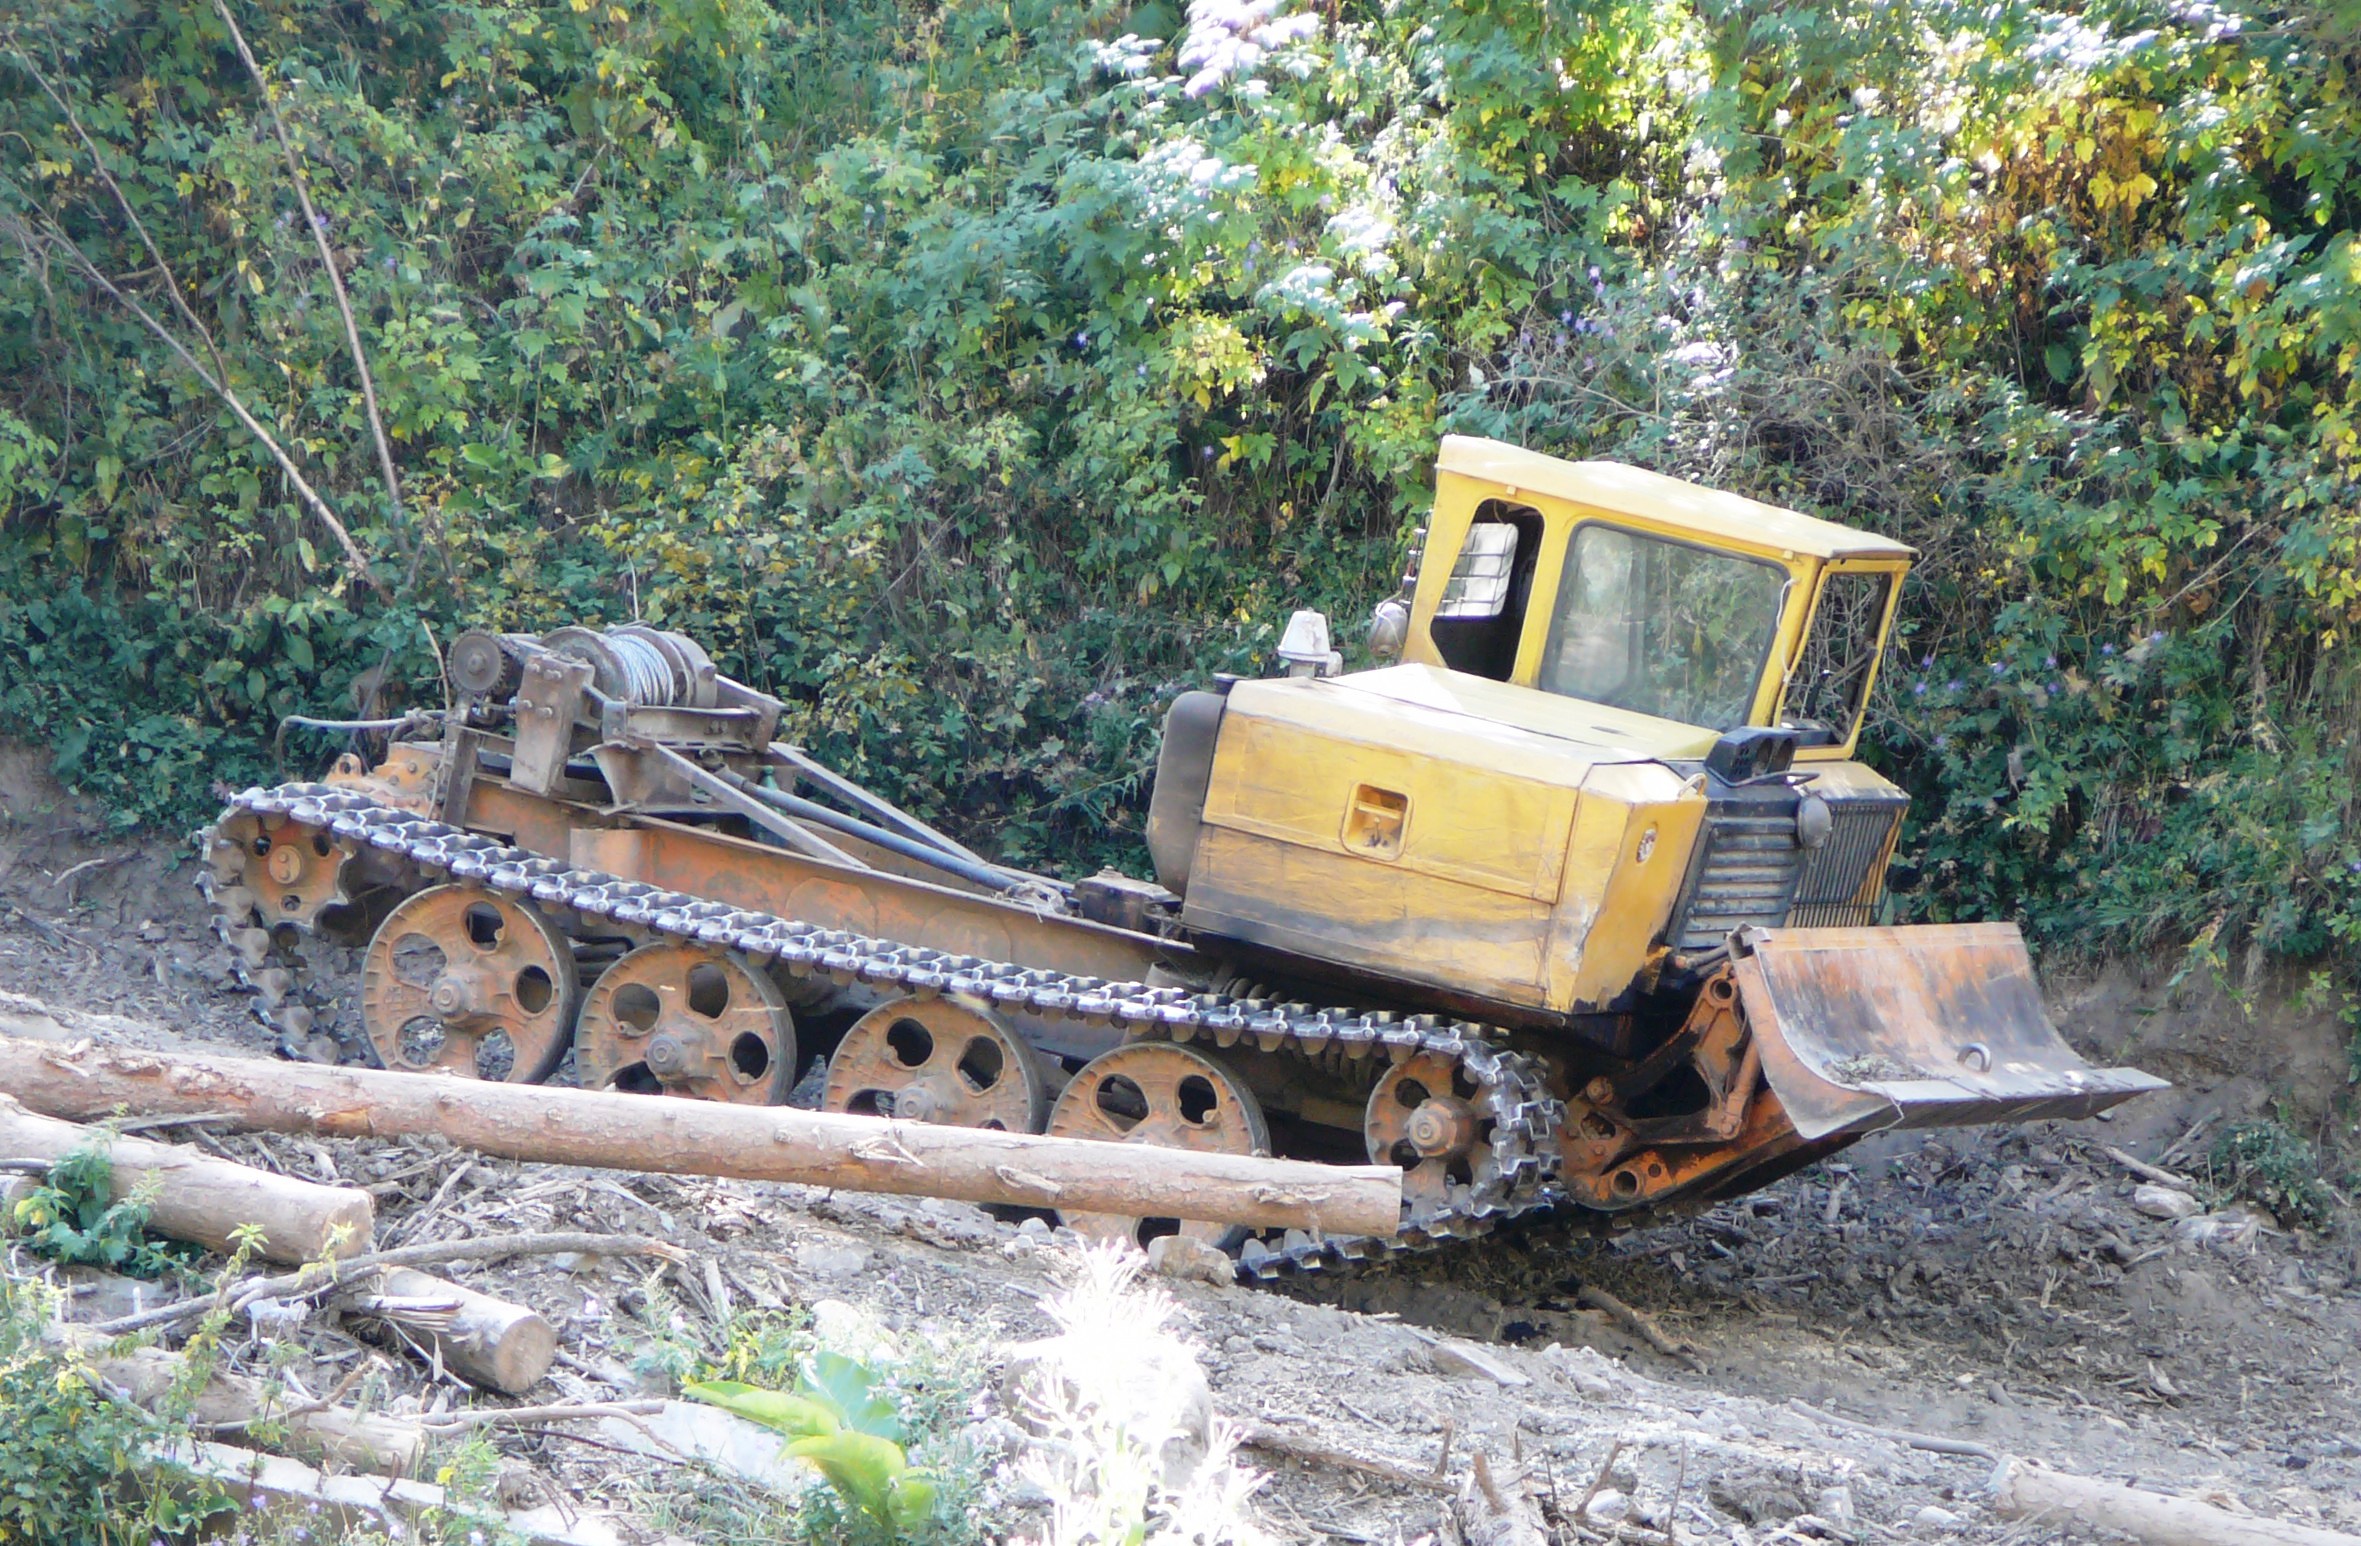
1731,923,2166,1142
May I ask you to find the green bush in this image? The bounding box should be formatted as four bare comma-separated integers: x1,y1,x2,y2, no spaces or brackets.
2210,1119,2342,1231
0,0,2353,981
0,1280,151,1545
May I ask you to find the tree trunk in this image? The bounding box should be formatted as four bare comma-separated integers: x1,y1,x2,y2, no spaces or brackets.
0,1095,373,1264
350,1267,557,1396
0,1030,1402,1237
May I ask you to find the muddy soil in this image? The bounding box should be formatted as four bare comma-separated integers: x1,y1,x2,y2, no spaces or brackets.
3,758,2358,1543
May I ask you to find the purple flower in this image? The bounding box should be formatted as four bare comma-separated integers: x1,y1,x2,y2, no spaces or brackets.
2101,642,2115,656
1560,309,1574,325
1203,446,1217,459
1946,679,1962,691
2049,681,2063,694
2043,654,2057,669
1073,331,1089,349
1911,680,1927,696
1934,734,1950,750
1989,661,2005,675
1919,654,1933,668
2150,630,2165,642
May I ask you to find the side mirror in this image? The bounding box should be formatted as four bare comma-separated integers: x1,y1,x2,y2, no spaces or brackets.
1366,598,1409,662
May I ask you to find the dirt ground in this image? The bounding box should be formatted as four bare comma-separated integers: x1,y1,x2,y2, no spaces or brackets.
3,751,2358,1544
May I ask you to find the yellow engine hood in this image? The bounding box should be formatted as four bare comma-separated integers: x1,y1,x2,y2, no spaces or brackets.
1200,665,1698,907
1182,664,1708,1013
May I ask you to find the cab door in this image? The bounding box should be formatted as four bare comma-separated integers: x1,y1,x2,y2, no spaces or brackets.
1775,559,1906,759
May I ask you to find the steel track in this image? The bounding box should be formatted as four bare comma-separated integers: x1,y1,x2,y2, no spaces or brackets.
204,783,1570,1278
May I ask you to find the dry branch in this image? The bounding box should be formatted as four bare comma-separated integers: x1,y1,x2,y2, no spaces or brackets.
0,1095,372,1264
1791,1399,1996,1462
1239,1423,1452,1493
2100,1143,2198,1191
0,206,374,586
420,1398,665,1432
1577,1283,1705,1372
0,1030,1403,1238
1990,1457,2361,1546
152,1437,620,1546
211,0,407,538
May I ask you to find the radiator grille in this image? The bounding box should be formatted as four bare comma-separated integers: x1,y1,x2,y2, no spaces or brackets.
1788,793,1907,929
1666,810,1803,953
1666,794,1906,951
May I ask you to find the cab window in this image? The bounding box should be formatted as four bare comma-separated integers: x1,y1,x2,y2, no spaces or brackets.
1781,570,1894,746
1429,501,1542,681
1539,523,1786,729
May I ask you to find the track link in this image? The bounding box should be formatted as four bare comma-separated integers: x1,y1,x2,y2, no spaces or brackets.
204,783,1568,1277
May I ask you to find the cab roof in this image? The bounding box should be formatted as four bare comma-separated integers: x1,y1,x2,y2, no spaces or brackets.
1436,436,1916,563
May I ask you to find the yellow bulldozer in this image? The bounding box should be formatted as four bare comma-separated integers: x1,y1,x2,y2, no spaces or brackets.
205,435,2161,1273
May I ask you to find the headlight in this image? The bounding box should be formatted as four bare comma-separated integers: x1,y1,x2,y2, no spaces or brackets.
1796,793,1833,850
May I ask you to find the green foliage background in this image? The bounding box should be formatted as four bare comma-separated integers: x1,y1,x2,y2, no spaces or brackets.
1,0,2359,977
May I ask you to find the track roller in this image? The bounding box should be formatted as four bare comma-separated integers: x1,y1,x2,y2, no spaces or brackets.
575,941,797,1103
1045,1042,1268,1251
358,885,578,1081
822,996,1048,1131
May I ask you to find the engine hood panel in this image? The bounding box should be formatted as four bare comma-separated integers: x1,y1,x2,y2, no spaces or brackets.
1203,672,1587,903
1322,664,1725,763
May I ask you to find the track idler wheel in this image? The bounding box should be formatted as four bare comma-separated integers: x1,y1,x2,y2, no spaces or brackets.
1045,1042,1268,1252
1365,1051,1494,1222
575,941,797,1104
359,885,579,1081
822,996,1048,1131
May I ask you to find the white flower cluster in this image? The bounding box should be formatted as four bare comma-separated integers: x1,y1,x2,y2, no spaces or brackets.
1177,0,1321,99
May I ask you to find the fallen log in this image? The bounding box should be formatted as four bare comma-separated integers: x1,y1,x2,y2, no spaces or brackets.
54,1328,424,1476
0,1094,372,1264
350,1267,557,1396
1991,1457,2361,1546
0,1032,1402,1237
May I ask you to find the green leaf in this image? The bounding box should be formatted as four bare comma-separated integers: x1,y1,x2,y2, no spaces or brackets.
799,1350,900,1440
683,1379,838,1438
2043,342,2075,383
784,1431,911,1525
887,1469,939,1529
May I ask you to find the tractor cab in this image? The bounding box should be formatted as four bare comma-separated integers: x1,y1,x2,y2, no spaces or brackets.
1373,437,1914,760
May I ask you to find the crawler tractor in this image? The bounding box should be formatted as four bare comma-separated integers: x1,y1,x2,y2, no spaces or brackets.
205,436,2161,1272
